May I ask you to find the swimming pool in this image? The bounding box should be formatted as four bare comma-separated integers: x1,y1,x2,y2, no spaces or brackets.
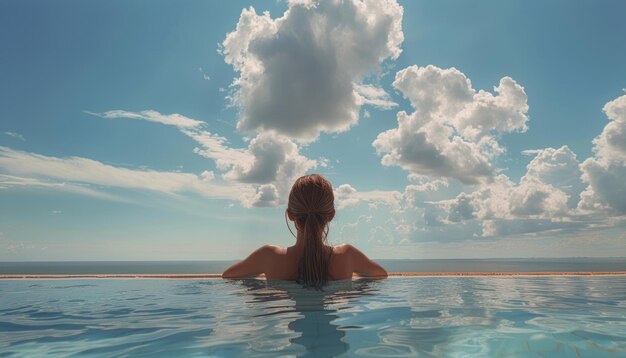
1,276,625,357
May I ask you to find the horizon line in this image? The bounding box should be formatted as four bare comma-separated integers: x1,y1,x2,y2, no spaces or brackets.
2,272,626,279
1,256,625,263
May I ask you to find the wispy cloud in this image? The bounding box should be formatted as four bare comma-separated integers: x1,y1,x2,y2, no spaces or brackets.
0,232,47,253
354,84,398,110
334,183,401,209
0,174,129,202
198,67,211,81
89,109,319,207
4,131,25,141
85,110,204,129
0,147,250,202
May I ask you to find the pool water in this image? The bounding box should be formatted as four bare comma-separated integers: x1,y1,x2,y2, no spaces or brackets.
1,276,625,357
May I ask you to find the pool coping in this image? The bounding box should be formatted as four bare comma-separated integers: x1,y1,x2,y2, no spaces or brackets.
1,271,626,279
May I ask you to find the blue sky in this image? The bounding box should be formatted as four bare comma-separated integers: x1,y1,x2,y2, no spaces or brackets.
1,0,625,261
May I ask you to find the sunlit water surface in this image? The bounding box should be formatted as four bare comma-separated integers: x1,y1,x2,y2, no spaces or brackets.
1,277,625,357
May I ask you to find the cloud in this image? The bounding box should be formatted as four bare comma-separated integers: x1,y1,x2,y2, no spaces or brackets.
406,174,449,192
318,157,331,168
183,129,252,170
579,95,626,215
5,242,47,253
194,132,317,207
4,132,25,141
326,163,594,243
373,65,528,184
334,184,361,208
382,92,626,240
480,219,586,238
0,174,131,203
187,130,317,207
443,192,476,222
198,67,211,81
339,214,373,244
332,182,442,242
333,180,468,242
0,146,249,201
243,184,281,208
579,93,626,215
221,0,404,141
579,161,626,214
591,94,626,163
200,170,215,181
523,146,585,208
334,183,400,209
443,173,568,222
89,109,318,207
87,110,253,177
86,110,204,129
223,133,315,184
433,146,585,236
354,84,398,110
507,178,569,217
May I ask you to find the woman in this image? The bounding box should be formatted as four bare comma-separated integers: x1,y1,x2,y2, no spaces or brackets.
222,174,388,287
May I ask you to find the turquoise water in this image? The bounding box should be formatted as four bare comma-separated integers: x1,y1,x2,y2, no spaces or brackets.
1,277,625,357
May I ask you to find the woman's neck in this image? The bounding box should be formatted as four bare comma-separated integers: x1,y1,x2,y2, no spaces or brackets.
293,232,306,249
292,232,332,251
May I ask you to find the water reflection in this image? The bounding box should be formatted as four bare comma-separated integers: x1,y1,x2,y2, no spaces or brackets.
2,277,626,356
233,278,379,356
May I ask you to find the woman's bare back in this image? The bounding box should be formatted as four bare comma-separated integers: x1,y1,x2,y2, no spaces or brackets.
223,243,387,280
222,175,387,282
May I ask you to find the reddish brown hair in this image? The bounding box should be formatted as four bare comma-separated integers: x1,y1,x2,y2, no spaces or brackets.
286,174,335,288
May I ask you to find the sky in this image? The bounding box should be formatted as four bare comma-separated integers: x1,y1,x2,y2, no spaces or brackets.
1,0,625,261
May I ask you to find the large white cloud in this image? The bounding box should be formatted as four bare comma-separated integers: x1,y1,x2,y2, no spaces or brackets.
373,65,528,184
522,146,585,208
579,162,626,214
435,146,583,236
397,93,626,239
221,0,404,141
579,93,626,214
591,94,626,163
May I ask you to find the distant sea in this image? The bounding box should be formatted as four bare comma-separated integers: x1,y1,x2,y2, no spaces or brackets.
1,258,625,275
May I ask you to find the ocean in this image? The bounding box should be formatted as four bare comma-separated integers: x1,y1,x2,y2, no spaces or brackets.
1,258,624,275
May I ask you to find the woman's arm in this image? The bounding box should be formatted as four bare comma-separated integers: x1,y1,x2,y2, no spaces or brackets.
222,245,274,279
346,244,388,278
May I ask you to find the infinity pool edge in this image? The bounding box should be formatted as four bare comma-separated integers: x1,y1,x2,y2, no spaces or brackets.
2,271,626,279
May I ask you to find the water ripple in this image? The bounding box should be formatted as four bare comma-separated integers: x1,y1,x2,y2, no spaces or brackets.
0,277,625,356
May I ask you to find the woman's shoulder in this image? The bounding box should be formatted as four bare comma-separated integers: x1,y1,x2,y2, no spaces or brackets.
331,243,357,255
260,244,286,255
260,243,359,256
